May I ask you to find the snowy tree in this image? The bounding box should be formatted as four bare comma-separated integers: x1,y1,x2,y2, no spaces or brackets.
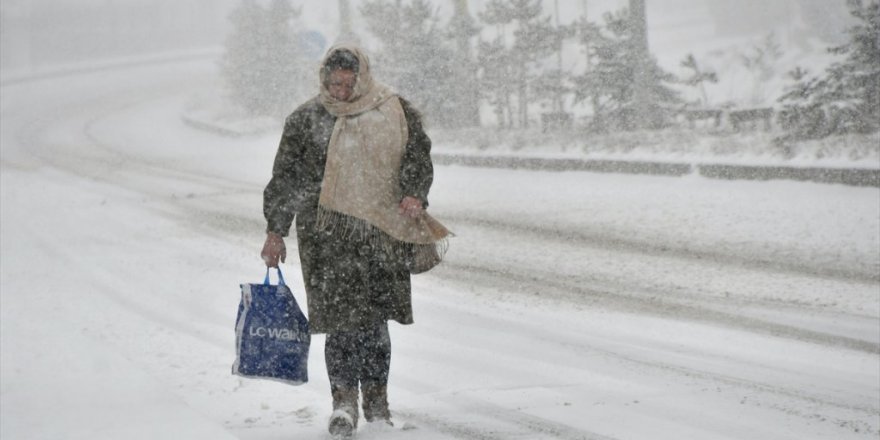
816,0,879,133
220,0,308,118
360,0,474,128
445,0,482,127
571,8,681,131
777,67,828,139
739,32,784,106
777,0,879,139
571,16,603,124
477,0,565,128
476,2,514,128
476,38,515,128
531,67,572,120
680,53,718,107
532,17,576,121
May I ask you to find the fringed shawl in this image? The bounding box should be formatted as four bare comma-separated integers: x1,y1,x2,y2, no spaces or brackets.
315,44,449,271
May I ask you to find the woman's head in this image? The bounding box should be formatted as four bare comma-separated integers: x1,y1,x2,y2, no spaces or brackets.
322,49,359,102
319,45,386,114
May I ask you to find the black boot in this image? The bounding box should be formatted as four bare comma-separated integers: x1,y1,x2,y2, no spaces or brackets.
362,384,392,426
329,386,359,438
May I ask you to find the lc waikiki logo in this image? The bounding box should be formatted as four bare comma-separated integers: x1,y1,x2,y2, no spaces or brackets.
249,326,307,342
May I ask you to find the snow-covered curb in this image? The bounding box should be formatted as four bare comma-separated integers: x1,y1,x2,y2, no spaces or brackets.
432,127,880,168
433,153,880,187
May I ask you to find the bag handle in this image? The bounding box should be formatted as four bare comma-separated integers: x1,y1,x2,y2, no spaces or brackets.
263,267,286,286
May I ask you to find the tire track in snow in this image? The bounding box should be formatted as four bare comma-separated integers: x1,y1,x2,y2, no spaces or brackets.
438,260,879,355
18,210,231,352
5,63,259,202
79,160,878,358
3,71,254,371
398,409,620,440
408,291,879,435
442,213,878,285
142,192,879,355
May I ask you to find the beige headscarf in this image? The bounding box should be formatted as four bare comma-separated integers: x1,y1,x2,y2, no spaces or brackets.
315,44,449,271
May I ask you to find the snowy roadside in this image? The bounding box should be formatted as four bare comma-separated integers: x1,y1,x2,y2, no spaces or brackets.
180,104,880,187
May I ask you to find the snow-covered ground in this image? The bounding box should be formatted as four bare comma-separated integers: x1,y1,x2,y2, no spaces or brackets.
2,59,879,440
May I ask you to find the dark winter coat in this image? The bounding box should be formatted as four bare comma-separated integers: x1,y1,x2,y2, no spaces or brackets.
264,96,433,334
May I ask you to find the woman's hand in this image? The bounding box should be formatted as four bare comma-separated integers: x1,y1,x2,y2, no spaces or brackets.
261,232,286,268
398,196,424,219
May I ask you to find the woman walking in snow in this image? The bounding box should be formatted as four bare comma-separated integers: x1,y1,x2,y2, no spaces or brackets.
260,44,449,438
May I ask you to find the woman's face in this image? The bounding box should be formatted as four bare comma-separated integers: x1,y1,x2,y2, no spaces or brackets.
328,69,357,102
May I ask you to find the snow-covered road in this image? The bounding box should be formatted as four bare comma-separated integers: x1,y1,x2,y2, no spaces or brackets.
2,59,878,440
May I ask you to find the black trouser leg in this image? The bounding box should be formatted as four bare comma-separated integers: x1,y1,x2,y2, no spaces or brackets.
359,322,391,387
326,326,377,433
325,332,359,391
325,322,391,390
326,323,392,424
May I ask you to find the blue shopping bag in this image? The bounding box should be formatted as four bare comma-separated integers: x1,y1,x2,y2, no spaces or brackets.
232,268,309,385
